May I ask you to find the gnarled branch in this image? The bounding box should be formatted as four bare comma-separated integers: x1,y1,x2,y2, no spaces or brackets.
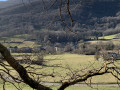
0,43,51,90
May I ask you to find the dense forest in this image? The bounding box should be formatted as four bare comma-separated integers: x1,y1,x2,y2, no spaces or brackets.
0,0,120,43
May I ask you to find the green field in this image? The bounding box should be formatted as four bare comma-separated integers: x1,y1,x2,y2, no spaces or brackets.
0,83,119,90
0,34,120,89
40,53,119,83
0,34,39,48
99,33,120,39
1,33,120,48
52,86,120,90
89,33,120,45
4,53,119,84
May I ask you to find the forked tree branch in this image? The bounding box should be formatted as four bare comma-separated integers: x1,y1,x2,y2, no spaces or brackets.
66,0,74,26
0,43,120,90
58,68,110,90
0,43,52,90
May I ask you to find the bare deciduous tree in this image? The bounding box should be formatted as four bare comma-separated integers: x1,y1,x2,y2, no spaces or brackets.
0,0,120,90
0,43,120,90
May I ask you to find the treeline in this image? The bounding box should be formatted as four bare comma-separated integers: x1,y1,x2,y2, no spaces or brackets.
30,30,102,44
73,41,115,55
51,41,116,55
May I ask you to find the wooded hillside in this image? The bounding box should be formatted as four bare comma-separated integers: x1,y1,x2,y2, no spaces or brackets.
0,0,120,41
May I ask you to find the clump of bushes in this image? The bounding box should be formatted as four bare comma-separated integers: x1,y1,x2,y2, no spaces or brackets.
73,41,115,55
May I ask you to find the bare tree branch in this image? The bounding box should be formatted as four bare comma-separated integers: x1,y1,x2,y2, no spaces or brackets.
0,43,52,90
66,0,74,26
58,68,110,90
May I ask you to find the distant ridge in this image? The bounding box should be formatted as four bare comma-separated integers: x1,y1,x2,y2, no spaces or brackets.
0,0,37,8
0,0,120,37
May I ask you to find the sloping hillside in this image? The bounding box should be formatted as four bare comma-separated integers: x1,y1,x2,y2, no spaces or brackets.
0,0,120,37
0,0,21,8
0,0,36,8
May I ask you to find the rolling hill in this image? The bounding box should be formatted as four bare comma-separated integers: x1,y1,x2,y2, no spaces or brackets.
0,0,120,38
0,0,37,8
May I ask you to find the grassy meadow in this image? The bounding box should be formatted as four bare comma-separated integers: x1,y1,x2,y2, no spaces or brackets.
52,86,120,90
0,34,39,48
99,33,120,39
89,33,120,45
4,53,119,84
0,82,120,90
0,34,120,90
39,53,119,83
1,33,120,48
